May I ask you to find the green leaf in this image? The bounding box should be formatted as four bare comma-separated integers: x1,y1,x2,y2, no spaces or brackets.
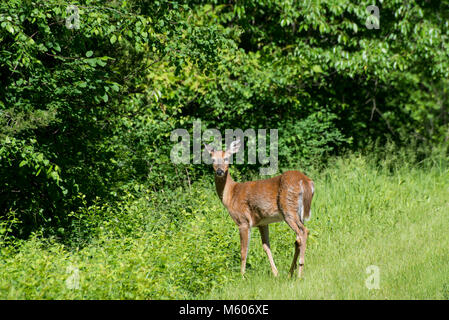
312,65,323,73
97,59,107,67
110,34,117,44
6,24,14,34
86,50,93,57
85,58,97,67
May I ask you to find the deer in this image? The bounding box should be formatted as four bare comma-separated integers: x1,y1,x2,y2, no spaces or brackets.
204,139,314,278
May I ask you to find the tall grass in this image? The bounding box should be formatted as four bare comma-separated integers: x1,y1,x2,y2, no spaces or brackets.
1,154,448,299
207,155,449,299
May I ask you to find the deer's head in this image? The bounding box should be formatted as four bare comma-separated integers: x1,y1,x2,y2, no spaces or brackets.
204,140,241,177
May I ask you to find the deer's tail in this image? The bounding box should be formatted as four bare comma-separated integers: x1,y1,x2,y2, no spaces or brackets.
299,180,314,223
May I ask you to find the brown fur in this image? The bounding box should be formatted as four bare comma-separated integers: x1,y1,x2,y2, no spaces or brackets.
206,143,315,278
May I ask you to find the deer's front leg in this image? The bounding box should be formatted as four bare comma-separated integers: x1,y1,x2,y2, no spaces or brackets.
238,224,251,276
259,225,278,277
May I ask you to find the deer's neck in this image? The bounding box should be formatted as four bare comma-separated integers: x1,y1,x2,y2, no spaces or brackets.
214,170,236,207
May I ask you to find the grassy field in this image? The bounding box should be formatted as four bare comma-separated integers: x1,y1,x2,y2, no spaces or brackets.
1,155,448,299
206,156,449,299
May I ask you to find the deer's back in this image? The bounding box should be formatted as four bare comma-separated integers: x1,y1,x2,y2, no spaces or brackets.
228,170,313,227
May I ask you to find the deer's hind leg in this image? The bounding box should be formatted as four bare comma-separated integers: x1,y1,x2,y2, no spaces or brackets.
280,188,309,278
284,216,308,278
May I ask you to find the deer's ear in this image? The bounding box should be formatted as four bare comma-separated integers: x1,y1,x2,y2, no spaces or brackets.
226,139,241,156
204,143,214,154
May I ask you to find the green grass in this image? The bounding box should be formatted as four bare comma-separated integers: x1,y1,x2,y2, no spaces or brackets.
1,155,448,299
207,156,449,299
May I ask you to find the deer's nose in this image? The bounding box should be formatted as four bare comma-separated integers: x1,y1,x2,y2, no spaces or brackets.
216,168,224,176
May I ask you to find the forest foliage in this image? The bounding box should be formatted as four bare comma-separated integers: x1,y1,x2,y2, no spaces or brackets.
1,0,448,240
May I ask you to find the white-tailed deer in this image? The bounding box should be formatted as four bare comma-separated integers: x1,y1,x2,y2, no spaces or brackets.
205,139,314,278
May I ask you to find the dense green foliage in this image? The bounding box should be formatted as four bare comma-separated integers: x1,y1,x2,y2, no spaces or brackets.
1,0,449,238
0,0,448,300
